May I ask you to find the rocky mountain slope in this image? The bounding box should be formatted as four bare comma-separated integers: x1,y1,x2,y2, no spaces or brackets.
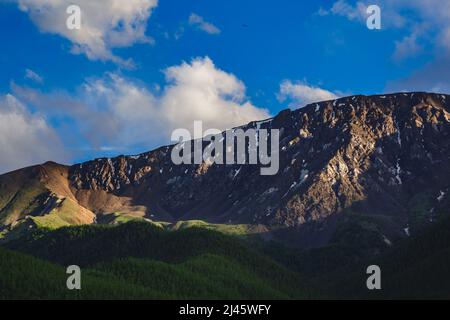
1,92,449,246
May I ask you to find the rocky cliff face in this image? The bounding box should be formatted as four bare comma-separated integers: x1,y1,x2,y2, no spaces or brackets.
70,93,450,225
1,92,450,244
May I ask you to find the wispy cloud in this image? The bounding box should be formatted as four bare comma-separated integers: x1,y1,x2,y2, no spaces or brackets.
25,68,43,84
318,1,405,28
189,13,221,35
319,0,450,57
318,0,367,22
319,0,450,92
392,29,424,62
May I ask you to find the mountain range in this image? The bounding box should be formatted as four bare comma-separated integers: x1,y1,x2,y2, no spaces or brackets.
1,92,450,299
1,92,449,245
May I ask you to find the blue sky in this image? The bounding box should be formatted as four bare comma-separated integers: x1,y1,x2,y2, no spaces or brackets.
0,0,449,173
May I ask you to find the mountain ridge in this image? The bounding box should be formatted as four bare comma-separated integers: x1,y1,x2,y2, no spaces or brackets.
1,92,449,248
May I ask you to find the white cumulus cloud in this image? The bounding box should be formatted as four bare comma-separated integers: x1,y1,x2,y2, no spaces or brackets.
15,0,158,66
13,57,270,153
160,57,267,131
278,80,339,108
0,94,67,174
